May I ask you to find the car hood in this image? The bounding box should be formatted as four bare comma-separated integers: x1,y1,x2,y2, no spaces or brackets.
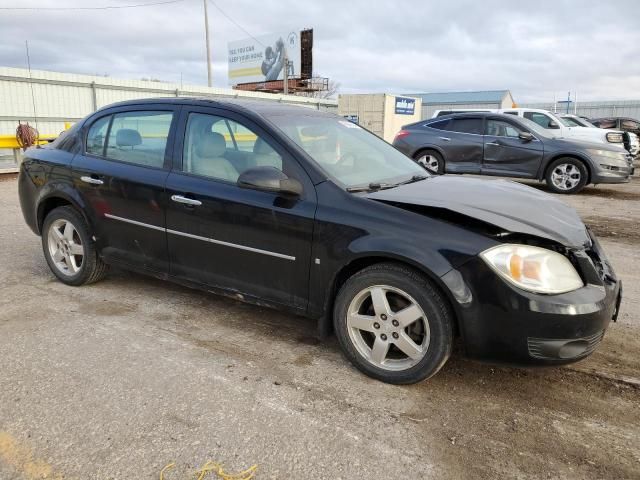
365,176,590,248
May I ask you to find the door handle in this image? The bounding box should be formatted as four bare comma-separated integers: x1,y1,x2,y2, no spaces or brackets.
80,175,104,185
171,194,202,207
486,142,501,147
439,137,451,141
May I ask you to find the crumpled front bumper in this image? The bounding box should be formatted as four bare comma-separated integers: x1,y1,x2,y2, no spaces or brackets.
441,236,620,366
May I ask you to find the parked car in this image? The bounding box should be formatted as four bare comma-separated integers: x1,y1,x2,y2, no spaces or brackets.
560,114,639,156
500,108,628,149
19,99,621,384
393,112,634,193
591,117,640,138
590,117,640,157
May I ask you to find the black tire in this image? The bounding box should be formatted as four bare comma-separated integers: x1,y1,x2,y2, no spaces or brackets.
414,149,444,175
333,263,453,384
545,157,588,194
41,206,108,286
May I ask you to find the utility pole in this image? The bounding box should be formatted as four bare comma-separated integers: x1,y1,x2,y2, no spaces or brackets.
203,0,212,87
283,48,289,95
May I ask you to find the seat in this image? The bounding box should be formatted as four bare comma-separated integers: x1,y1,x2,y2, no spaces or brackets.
191,132,239,182
116,128,142,148
252,137,282,170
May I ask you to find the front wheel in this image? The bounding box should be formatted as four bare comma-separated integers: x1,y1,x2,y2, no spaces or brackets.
333,263,453,384
42,206,108,286
545,158,588,194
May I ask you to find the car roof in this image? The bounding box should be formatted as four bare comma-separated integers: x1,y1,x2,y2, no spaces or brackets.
425,112,518,121
97,96,332,118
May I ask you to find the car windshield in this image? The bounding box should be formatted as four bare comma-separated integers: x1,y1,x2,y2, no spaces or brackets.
267,113,427,189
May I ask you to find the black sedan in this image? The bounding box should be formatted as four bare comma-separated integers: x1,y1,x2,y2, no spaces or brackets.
18,98,620,384
393,112,634,194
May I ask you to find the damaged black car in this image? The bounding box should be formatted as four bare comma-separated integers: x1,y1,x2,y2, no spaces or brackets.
18,98,621,384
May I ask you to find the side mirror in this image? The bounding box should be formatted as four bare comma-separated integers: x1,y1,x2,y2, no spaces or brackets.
237,166,302,197
548,120,560,129
519,131,534,142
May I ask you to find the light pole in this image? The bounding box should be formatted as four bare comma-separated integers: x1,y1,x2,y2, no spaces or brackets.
203,0,212,87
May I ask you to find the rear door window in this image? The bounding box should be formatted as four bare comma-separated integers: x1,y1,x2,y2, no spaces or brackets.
104,111,173,168
426,119,450,130
86,116,111,156
445,118,484,135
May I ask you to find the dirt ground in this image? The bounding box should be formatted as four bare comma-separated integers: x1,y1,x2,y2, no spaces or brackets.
0,172,639,479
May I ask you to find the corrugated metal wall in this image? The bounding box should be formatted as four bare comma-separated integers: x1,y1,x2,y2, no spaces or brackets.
0,66,338,136
520,100,640,119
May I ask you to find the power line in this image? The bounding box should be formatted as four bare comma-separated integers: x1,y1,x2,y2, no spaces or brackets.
0,0,184,11
207,0,265,47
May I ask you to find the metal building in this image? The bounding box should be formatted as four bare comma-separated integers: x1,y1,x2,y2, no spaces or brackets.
406,90,515,119
338,94,422,142
0,66,338,137
0,66,338,172
519,100,640,120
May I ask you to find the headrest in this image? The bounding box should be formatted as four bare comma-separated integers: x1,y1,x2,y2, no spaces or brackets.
116,129,142,147
195,132,226,158
253,137,273,155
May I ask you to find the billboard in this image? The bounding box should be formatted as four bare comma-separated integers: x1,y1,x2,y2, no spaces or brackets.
228,31,301,86
394,97,416,115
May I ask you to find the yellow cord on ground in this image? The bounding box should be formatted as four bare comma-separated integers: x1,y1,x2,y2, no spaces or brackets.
196,460,258,480
159,460,257,480
160,462,175,480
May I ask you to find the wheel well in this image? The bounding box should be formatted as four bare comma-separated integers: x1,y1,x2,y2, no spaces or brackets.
37,197,72,233
544,155,591,184
413,147,442,160
321,256,461,338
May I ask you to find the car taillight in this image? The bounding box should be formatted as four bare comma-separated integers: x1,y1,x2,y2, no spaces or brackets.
394,130,410,141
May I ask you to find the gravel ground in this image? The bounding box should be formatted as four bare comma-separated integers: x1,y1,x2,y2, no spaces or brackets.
0,172,639,479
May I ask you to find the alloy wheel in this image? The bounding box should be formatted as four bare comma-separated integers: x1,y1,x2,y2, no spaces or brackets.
417,154,439,174
47,218,84,276
346,285,430,371
551,163,581,191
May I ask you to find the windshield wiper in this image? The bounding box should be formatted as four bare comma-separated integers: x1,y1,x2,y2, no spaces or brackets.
393,174,428,186
346,182,394,192
346,175,428,193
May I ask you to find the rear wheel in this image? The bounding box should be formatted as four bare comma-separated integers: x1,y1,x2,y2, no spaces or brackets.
545,157,588,194
333,263,453,384
42,206,108,286
414,150,444,174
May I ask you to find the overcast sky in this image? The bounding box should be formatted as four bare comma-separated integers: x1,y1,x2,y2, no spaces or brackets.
0,0,638,103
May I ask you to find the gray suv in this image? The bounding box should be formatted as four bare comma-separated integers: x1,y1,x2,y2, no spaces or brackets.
393,113,634,194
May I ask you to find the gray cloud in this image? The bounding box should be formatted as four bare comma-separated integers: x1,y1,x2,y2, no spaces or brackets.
1,0,638,102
